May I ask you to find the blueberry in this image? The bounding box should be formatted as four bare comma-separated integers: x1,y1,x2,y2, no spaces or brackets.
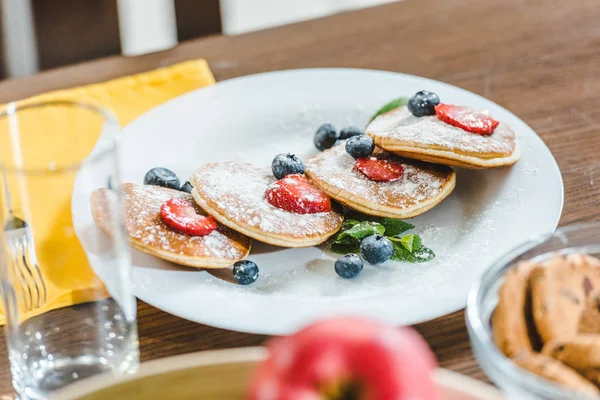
272,153,305,179
339,126,364,140
314,123,338,151
233,260,259,285
144,167,180,190
345,135,374,159
360,235,393,265
180,181,193,193
334,254,364,279
407,90,440,117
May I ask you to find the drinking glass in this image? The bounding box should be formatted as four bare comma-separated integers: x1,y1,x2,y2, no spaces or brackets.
0,100,138,399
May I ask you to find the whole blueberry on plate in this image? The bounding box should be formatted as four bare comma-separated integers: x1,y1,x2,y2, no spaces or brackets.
407,90,440,117
233,260,259,285
339,126,364,140
360,235,393,265
314,123,338,151
334,254,364,279
272,153,305,179
180,181,193,193
144,167,180,190
345,135,375,159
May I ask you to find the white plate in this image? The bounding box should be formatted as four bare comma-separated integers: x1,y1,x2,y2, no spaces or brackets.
72,69,563,335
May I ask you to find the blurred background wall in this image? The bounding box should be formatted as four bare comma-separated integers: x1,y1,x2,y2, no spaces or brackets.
221,0,396,35
0,0,398,80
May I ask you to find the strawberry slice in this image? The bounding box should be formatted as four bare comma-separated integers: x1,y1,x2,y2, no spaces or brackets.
265,174,331,214
434,104,499,135
355,157,404,182
160,198,217,236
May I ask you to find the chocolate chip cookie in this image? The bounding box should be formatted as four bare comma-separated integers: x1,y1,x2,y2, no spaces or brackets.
530,255,600,343
513,352,600,396
493,261,540,356
543,335,600,387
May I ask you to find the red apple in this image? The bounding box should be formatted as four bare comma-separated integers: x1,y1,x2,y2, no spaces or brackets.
249,317,438,400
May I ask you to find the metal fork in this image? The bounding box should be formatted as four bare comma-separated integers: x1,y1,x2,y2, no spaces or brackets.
2,171,47,311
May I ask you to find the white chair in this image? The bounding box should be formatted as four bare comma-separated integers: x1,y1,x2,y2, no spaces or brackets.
1,0,398,78
1,0,38,78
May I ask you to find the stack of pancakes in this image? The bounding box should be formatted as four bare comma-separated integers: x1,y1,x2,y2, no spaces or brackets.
303,102,519,220
90,102,518,269
366,106,519,169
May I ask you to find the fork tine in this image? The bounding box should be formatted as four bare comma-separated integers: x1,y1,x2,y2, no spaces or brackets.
31,260,46,306
10,240,32,311
25,233,46,305
11,262,29,312
19,241,41,309
16,240,34,311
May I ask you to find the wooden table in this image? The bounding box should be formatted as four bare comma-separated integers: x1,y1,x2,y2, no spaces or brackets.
0,0,598,395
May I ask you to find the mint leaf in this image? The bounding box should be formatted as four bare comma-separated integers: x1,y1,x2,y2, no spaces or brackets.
391,242,435,263
343,212,413,237
399,234,422,252
331,219,360,245
369,97,409,123
336,221,385,243
341,219,360,231
330,242,360,255
379,218,414,237
413,246,435,262
330,211,434,263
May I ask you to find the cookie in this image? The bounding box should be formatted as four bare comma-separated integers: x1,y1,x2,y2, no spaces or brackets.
580,293,600,335
366,106,520,169
492,261,541,357
565,254,600,335
530,255,600,343
191,162,344,248
543,335,600,386
513,352,599,396
91,183,251,268
304,144,455,219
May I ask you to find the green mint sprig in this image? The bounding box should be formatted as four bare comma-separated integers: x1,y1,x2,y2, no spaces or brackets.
329,213,435,263
368,97,409,123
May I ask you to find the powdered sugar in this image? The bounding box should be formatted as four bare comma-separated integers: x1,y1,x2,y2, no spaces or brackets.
193,162,344,238
305,144,452,209
118,183,247,260
367,106,516,155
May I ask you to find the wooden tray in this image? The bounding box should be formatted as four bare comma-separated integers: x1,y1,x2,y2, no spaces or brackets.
53,347,504,399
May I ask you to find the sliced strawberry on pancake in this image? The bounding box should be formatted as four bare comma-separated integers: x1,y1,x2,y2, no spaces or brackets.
160,198,217,236
355,157,404,182
265,174,331,214
434,104,499,135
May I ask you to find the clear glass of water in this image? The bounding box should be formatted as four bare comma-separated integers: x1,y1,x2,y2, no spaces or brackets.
0,100,139,399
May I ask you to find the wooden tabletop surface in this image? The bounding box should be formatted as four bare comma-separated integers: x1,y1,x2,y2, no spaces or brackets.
0,0,598,395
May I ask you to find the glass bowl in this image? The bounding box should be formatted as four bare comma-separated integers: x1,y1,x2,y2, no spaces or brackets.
466,223,600,400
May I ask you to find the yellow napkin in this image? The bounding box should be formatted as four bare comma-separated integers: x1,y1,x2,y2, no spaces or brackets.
0,60,215,324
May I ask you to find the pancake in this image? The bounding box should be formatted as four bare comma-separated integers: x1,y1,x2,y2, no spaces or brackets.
191,162,344,248
366,106,520,168
304,144,455,219
90,183,251,268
